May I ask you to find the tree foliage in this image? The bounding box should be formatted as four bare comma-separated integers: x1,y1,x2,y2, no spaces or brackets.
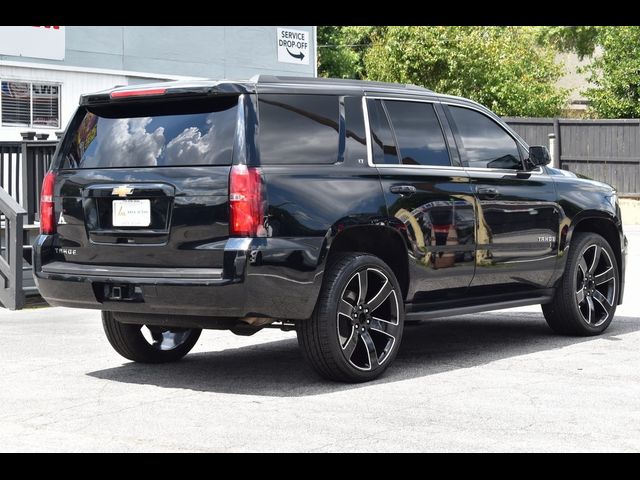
538,26,640,118
318,26,567,117
536,26,600,59
317,26,376,79
582,27,640,118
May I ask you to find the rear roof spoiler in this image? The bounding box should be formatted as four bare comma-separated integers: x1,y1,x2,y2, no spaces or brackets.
79,75,436,107
80,80,254,106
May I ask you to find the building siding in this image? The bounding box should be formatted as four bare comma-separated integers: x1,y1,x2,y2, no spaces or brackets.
0,26,315,140
1,26,316,79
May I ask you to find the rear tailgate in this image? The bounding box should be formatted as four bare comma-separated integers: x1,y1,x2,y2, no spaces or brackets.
48,95,238,269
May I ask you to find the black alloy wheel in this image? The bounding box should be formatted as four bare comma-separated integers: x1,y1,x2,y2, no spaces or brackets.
574,243,616,327
337,267,401,371
543,232,618,336
102,311,202,363
297,253,405,382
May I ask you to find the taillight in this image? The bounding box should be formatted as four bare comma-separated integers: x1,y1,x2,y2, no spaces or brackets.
229,165,264,237
40,171,56,235
110,88,167,99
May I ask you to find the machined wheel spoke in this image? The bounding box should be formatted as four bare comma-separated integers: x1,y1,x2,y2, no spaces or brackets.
367,281,394,312
595,267,615,286
160,332,178,350
576,287,586,305
369,317,398,340
586,296,595,324
592,290,612,313
338,299,354,318
588,245,602,274
371,310,398,326
357,271,369,305
151,330,165,346
342,329,359,359
578,257,589,276
361,331,380,370
149,329,190,351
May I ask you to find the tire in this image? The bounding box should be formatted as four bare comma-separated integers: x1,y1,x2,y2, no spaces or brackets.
297,253,405,382
543,232,619,336
102,311,202,363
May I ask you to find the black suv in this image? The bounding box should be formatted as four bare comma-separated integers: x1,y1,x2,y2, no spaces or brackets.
34,76,627,382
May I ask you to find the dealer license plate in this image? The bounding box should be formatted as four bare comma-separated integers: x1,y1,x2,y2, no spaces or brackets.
112,199,151,227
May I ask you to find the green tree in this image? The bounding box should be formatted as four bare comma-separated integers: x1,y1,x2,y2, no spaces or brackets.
317,26,377,79
581,27,640,118
537,26,600,59
362,26,567,117
538,26,640,118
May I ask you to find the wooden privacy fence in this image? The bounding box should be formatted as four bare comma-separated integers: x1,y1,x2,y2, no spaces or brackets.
0,141,57,224
504,117,640,196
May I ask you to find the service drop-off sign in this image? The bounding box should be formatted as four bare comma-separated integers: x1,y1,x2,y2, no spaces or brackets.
277,27,310,65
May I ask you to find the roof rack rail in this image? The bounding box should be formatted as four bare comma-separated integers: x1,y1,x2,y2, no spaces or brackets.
248,74,432,93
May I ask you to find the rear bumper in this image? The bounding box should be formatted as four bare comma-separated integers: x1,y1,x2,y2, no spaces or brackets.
34,236,326,320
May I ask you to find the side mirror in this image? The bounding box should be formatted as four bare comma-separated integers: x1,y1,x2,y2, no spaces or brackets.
528,145,551,167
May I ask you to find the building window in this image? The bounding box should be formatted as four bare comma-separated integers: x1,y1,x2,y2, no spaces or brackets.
1,81,60,128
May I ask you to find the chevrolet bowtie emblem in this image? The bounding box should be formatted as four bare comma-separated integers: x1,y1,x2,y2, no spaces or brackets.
112,185,134,197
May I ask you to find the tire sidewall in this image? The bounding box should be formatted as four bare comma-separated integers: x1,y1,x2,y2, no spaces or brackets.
321,254,405,382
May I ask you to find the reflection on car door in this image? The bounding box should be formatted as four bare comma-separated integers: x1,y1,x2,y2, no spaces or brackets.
366,97,476,304
445,103,560,293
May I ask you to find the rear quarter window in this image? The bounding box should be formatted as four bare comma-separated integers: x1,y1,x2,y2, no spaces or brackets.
59,97,238,169
258,94,340,165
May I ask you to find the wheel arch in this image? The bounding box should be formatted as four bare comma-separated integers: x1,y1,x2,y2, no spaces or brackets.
568,212,622,276
327,225,410,301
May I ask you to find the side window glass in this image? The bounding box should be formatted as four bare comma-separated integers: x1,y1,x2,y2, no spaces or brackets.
344,96,368,164
384,100,451,167
366,99,399,165
449,106,521,170
258,94,340,165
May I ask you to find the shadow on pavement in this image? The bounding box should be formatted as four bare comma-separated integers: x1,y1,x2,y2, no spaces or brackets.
87,312,640,397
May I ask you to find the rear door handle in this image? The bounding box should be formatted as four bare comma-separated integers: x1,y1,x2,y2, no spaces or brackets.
390,185,417,195
476,187,499,198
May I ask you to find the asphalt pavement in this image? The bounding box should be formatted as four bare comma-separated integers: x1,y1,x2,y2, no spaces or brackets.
1,227,639,452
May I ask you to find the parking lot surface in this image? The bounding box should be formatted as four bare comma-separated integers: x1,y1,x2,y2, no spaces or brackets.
1,227,639,452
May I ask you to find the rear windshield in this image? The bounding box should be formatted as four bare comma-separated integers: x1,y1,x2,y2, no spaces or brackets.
59,97,238,169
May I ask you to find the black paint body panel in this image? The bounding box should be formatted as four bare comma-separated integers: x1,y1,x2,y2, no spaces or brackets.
34,78,626,324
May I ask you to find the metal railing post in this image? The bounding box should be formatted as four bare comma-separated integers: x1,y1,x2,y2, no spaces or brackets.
548,133,557,168
553,118,562,169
